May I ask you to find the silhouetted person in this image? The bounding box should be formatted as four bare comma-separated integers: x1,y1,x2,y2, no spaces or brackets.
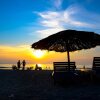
35,64,38,70
17,60,21,70
35,64,42,70
22,60,26,70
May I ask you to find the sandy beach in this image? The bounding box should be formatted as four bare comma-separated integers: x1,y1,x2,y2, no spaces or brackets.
0,69,100,100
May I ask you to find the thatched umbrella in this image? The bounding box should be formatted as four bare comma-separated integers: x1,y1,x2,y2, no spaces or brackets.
32,29,100,69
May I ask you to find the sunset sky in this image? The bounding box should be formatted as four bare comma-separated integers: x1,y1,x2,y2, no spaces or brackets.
0,0,100,67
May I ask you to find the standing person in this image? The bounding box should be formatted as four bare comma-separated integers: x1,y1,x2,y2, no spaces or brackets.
35,64,38,70
22,60,26,70
17,60,21,70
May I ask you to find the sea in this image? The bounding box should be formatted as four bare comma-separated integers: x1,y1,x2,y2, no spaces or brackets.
0,63,92,70
0,64,52,70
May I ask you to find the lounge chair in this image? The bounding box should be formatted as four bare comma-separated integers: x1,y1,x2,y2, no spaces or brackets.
92,57,100,72
52,62,77,85
92,57,100,81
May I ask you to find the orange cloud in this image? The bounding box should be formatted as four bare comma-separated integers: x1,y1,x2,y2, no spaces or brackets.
0,45,99,68
0,45,34,64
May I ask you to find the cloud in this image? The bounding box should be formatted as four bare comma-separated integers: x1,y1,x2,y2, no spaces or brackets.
0,44,99,66
54,0,63,9
34,4,96,38
37,28,64,38
38,11,63,28
0,45,34,64
31,0,100,41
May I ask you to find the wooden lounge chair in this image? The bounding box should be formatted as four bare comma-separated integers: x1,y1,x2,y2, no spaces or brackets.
92,57,100,72
52,62,77,84
92,57,100,81
53,62,76,72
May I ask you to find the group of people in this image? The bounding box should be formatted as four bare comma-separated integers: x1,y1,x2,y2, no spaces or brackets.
17,60,26,70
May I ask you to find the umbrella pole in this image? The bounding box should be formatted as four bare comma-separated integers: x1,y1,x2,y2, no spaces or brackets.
67,50,70,71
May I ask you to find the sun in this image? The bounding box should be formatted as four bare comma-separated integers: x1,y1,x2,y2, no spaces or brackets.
33,50,46,58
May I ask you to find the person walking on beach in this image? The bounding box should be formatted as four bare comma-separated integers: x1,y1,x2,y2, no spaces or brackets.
22,60,26,70
17,60,21,70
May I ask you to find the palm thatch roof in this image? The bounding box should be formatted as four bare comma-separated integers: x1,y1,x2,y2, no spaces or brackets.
32,29,100,52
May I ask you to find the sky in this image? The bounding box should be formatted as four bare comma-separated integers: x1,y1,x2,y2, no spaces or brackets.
0,0,100,67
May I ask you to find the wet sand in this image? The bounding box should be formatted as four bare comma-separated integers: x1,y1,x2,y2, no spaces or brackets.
0,69,100,100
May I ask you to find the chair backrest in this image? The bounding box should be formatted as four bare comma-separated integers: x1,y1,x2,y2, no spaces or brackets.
92,57,100,71
53,62,76,72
